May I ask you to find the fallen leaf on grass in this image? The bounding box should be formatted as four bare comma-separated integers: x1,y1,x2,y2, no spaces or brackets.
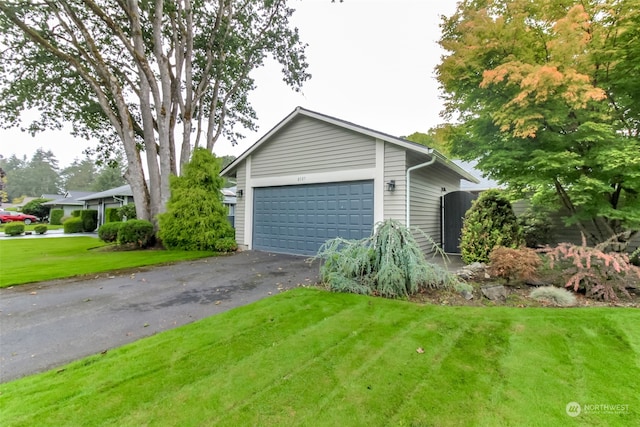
416,347,425,354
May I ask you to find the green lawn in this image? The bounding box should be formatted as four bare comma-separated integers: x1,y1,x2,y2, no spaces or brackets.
0,237,216,287
1,288,638,426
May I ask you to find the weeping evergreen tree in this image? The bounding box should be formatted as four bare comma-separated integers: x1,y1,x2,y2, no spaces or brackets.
314,219,462,298
158,148,236,252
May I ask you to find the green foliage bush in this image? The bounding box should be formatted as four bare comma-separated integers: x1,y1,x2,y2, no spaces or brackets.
71,210,81,218
314,219,464,298
4,222,24,236
530,286,577,307
63,217,84,234
105,207,120,223
34,225,48,235
158,148,236,252
80,210,98,232
460,189,523,264
98,222,122,243
117,204,136,221
117,219,155,248
22,198,52,220
50,209,64,225
518,209,552,248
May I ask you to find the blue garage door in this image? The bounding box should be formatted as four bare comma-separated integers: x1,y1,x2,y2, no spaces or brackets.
253,181,374,255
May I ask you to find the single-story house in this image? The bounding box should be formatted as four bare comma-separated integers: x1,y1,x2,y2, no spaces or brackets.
42,191,95,217
220,107,480,256
78,184,237,226
77,184,134,226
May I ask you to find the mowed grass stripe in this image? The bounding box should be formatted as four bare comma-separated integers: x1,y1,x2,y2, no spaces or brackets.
1,289,639,427
216,302,437,426
311,315,474,427
1,289,353,425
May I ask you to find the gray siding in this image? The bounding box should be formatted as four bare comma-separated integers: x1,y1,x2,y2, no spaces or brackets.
383,143,406,224
251,116,376,178
236,163,246,246
410,163,461,253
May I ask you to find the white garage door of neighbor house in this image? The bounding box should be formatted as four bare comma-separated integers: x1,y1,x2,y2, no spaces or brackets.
253,180,374,256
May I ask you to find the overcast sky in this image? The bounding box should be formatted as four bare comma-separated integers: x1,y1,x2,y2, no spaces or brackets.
0,0,459,168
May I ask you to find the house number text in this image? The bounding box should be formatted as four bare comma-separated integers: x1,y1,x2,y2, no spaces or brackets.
297,176,307,182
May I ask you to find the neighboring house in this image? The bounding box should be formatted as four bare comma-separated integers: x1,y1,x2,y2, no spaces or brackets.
78,184,237,227
76,184,134,226
220,107,480,256
42,191,94,217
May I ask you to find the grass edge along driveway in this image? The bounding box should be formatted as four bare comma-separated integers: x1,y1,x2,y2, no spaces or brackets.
0,237,216,287
1,288,638,426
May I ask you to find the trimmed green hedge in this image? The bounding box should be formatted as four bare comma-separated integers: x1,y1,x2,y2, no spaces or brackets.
4,223,24,236
63,217,84,234
98,222,122,243
117,219,155,248
105,208,120,223
34,225,48,235
81,210,98,232
50,209,64,225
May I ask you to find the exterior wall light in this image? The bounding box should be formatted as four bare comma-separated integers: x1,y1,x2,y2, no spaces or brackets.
237,189,244,197
386,180,396,192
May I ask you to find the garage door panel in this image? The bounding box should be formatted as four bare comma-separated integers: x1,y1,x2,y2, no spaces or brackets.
253,180,374,255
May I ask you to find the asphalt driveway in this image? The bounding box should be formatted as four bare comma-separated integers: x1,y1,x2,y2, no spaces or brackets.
0,251,319,383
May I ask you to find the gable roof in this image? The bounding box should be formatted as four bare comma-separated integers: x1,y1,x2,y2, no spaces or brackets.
221,107,479,183
77,184,236,205
76,184,133,201
42,191,95,206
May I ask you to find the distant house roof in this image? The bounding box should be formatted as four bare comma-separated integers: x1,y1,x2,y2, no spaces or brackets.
41,193,65,200
43,191,95,206
455,160,502,192
78,184,236,204
76,184,133,201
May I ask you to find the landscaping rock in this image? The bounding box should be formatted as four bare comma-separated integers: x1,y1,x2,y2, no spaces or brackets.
455,262,487,280
481,284,508,301
461,289,474,300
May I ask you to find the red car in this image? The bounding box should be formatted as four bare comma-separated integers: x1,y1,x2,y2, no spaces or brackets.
0,211,39,225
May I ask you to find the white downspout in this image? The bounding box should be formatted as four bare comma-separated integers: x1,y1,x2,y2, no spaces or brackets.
406,150,436,227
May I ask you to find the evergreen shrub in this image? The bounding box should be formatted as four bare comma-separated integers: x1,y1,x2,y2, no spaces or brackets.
34,225,48,234
314,219,464,298
22,198,52,220
81,210,98,232
64,217,84,233
50,209,64,225
105,207,120,223
117,219,155,248
518,210,552,248
158,148,236,252
460,189,523,264
4,222,24,236
98,222,122,243
117,204,136,221
71,210,81,218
